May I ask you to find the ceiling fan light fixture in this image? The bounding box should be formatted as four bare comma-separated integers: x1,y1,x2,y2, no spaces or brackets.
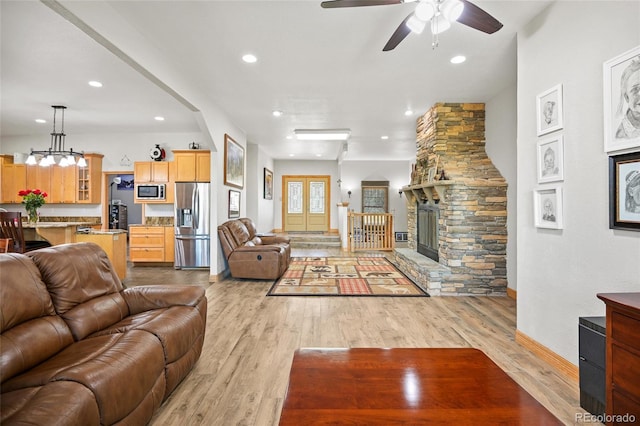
406,14,426,34
441,0,464,22
430,14,451,34
414,2,434,21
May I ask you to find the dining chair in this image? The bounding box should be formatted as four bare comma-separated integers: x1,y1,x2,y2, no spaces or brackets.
0,212,52,253
0,238,12,253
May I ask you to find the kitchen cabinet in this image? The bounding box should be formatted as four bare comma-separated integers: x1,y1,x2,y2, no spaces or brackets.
76,154,103,203
173,150,210,182
0,155,26,203
50,165,77,203
129,225,174,263
134,161,174,204
76,230,127,280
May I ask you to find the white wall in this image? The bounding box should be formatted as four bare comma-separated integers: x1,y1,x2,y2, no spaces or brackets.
486,83,518,291
517,2,640,364
339,160,411,233
246,142,275,233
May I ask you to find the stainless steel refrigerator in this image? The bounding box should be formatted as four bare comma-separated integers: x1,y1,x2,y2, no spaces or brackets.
174,182,210,269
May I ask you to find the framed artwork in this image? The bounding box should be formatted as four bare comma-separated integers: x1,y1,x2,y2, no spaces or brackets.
603,45,640,153
427,167,437,182
116,174,134,190
609,151,640,230
224,134,244,189
536,84,563,136
264,168,273,200
533,186,563,229
536,136,564,183
228,190,240,219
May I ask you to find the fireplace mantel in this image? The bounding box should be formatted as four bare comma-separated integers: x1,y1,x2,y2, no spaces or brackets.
400,181,457,205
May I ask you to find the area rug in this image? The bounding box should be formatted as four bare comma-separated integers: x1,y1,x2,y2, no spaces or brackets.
267,257,428,297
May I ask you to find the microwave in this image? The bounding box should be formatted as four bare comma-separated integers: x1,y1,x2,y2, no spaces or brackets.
136,183,166,200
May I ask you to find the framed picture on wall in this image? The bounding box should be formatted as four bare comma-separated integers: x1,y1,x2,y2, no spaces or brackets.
536,136,564,183
603,45,640,153
264,168,273,200
224,134,244,189
536,84,563,136
533,186,563,229
609,151,640,230
228,190,240,219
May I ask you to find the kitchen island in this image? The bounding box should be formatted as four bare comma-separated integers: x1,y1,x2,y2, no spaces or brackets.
76,230,127,279
23,221,96,246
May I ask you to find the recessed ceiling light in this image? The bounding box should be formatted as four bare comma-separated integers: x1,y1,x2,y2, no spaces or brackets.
35,119,46,124
404,109,414,116
286,135,293,140
88,80,103,87
450,55,466,64
272,110,283,117
315,153,322,157
381,135,389,140
154,116,165,121
289,153,295,157
242,54,257,63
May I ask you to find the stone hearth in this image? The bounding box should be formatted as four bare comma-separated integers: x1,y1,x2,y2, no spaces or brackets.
395,103,508,296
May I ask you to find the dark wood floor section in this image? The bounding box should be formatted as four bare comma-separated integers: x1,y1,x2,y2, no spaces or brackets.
125,256,584,425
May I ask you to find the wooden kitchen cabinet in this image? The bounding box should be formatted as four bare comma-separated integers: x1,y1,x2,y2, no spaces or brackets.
129,225,174,263
76,154,103,203
134,161,169,183
133,161,174,204
173,150,210,182
0,155,26,203
50,165,77,203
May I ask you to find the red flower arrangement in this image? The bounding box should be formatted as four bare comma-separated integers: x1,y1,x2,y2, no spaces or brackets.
18,189,48,223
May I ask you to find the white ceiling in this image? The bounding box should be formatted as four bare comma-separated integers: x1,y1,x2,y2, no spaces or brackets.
0,0,550,161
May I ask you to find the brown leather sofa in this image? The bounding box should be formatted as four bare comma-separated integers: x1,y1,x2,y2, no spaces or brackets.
0,242,207,425
218,218,291,279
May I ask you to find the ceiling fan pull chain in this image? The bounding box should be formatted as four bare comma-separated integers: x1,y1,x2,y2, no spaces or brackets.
432,30,439,49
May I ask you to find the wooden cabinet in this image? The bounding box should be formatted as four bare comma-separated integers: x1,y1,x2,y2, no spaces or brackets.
1,154,101,204
597,293,640,425
76,231,127,280
77,154,103,203
129,226,174,263
173,150,210,182
134,161,174,204
0,155,26,203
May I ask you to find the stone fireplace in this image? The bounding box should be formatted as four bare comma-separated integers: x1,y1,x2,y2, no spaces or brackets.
395,103,508,296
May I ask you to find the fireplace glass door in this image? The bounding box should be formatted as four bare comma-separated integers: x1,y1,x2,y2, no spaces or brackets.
417,203,439,262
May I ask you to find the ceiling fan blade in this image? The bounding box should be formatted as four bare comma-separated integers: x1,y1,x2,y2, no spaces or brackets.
457,0,503,34
321,0,402,8
382,12,413,51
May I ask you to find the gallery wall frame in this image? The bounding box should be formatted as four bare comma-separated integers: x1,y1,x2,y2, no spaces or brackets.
228,189,240,219
537,135,564,183
609,151,640,231
533,186,563,229
264,168,273,200
603,45,640,153
536,84,564,136
224,134,244,189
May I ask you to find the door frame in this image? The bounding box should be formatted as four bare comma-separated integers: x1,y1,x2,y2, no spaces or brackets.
281,175,331,232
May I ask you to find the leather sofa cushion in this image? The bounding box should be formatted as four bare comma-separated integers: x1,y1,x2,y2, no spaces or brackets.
1,381,100,425
226,220,251,246
27,243,129,340
0,253,74,382
2,330,165,425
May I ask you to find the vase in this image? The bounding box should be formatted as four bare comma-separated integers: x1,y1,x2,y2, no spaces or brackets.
27,208,39,224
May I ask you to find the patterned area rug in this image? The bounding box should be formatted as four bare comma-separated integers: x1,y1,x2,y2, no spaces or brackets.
267,257,428,297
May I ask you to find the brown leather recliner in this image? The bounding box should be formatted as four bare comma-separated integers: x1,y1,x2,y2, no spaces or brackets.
0,242,207,425
218,218,291,279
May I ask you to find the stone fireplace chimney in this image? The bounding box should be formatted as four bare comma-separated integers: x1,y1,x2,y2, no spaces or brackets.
396,103,508,295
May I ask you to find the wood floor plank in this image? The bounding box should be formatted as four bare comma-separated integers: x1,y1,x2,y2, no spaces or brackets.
128,253,587,425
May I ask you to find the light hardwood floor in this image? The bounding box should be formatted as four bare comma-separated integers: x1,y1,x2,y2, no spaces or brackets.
124,250,587,425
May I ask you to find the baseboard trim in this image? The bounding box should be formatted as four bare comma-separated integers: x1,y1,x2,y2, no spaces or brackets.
208,270,227,283
507,287,517,300
515,330,578,382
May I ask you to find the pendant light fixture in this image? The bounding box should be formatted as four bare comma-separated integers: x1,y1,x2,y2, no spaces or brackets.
25,105,87,167
405,0,464,47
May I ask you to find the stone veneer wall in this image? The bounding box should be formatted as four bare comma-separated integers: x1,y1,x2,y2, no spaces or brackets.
401,103,508,295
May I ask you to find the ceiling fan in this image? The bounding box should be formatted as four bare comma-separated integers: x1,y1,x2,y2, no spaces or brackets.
320,0,503,51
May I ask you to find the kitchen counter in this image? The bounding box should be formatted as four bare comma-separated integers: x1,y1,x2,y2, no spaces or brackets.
23,221,96,246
